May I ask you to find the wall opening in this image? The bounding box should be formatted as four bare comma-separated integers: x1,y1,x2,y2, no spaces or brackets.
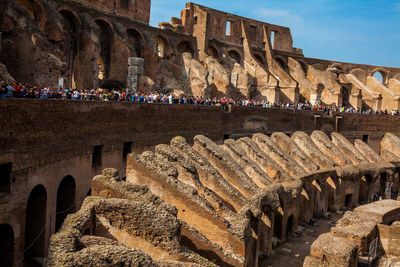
362,135,369,144
92,145,103,169
223,134,230,141
286,215,294,237
0,224,14,266
155,36,169,58
254,54,264,65
127,29,143,58
194,16,198,24
345,194,352,208
273,211,283,241
0,162,12,196
95,20,113,81
59,10,79,89
207,46,219,59
177,41,194,56
24,185,47,264
56,176,76,232
123,142,132,162
228,50,241,64
226,21,232,36
373,71,384,84
270,31,276,49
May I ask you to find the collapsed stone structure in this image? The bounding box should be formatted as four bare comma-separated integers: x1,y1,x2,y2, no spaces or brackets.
1,0,400,110
49,131,400,266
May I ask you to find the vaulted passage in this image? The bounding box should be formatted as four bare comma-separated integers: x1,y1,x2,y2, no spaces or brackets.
24,185,47,265
95,20,113,80
127,29,143,58
0,224,14,266
56,175,76,232
60,10,79,89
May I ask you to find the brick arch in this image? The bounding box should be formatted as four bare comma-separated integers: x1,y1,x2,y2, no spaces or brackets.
24,184,47,264
350,68,368,84
57,6,81,27
329,63,344,71
126,28,144,58
254,52,266,65
227,48,243,64
371,68,388,84
16,0,46,27
153,34,172,58
275,55,288,70
177,40,195,56
207,44,220,59
93,17,115,40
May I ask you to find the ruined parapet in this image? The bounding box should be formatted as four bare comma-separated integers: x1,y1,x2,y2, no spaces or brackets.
292,131,337,169
354,139,386,163
304,233,359,267
222,139,274,188
253,133,307,178
271,132,319,173
381,133,400,160
170,136,246,212
193,135,259,198
311,130,352,166
331,132,367,164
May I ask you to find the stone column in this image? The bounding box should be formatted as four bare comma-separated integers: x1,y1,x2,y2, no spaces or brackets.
127,57,144,91
385,182,393,199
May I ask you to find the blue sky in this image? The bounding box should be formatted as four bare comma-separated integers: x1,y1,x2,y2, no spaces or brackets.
150,0,400,68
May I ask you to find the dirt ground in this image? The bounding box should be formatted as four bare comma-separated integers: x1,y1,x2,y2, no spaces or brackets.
260,213,343,267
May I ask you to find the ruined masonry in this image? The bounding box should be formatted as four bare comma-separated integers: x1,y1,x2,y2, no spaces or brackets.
1,0,400,110
48,131,400,266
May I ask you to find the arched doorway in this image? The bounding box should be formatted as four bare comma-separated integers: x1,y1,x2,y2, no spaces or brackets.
56,175,76,232
59,10,79,89
127,29,143,58
208,46,219,60
228,50,242,64
24,185,47,265
359,174,372,204
177,41,194,56
0,224,14,266
154,36,169,58
95,20,113,80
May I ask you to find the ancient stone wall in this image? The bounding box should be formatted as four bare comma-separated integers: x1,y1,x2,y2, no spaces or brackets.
1,1,400,109
48,131,400,266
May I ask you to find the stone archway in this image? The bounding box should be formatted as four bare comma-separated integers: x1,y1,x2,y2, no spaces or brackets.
24,185,47,265
56,175,76,232
0,224,14,266
59,9,80,89
177,41,194,57
228,50,242,64
95,19,114,80
127,28,143,58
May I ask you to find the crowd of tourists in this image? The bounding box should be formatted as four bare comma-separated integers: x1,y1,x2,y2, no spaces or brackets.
1,81,399,116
